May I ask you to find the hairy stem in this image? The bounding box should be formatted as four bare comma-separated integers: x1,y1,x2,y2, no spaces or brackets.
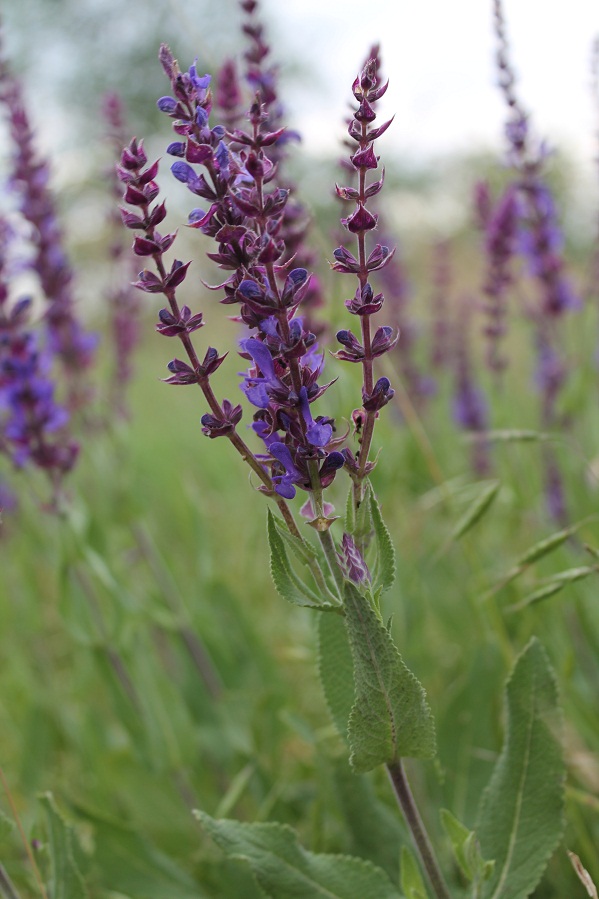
387,760,452,899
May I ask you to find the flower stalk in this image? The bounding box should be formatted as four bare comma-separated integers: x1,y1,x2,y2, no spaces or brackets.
387,761,453,899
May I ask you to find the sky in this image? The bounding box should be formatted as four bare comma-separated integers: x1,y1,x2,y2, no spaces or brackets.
259,0,599,169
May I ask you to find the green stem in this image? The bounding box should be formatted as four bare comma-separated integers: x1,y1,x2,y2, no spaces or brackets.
386,760,452,899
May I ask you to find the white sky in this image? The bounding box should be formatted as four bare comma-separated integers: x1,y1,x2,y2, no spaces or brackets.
261,0,599,167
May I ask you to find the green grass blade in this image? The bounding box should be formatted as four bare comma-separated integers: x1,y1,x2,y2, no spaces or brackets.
450,480,500,542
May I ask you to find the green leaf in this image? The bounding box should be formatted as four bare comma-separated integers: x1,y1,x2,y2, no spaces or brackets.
270,513,320,566
318,611,354,741
369,490,396,594
400,847,426,899
440,809,493,887
210,857,269,898
270,513,340,605
476,639,564,899
344,583,436,772
196,812,402,899
39,793,88,899
450,480,500,542
267,510,331,608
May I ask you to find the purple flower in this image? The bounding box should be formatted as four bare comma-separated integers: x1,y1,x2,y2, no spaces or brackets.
298,387,332,447
269,441,303,498
240,337,285,408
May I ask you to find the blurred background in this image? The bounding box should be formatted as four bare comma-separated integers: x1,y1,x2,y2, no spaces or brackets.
3,0,599,327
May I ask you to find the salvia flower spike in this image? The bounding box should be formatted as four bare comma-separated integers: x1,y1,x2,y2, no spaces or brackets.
0,36,96,411
0,217,78,502
333,56,397,502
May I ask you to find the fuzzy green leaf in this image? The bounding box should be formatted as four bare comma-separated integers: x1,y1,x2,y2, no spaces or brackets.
476,639,564,899
267,510,330,608
318,611,354,741
196,812,402,898
270,513,340,606
344,583,436,772
369,490,396,593
270,512,320,565
450,480,500,542
400,847,427,899
39,793,88,899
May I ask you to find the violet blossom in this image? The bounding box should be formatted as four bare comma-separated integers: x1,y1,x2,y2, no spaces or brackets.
475,181,519,381
0,38,96,410
452,297,490,475
333,57,398,496
0,218,78,499
493,0,578,517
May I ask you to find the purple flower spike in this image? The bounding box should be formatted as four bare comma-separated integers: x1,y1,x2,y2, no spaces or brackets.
0,42,96,409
